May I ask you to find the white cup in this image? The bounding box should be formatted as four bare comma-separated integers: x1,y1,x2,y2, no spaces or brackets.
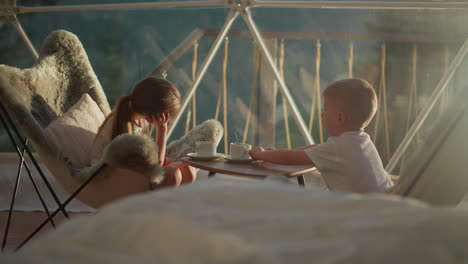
196,141,216,157
230,143,252,160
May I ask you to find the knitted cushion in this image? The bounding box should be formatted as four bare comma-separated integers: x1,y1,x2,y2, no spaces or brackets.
44,93,105,168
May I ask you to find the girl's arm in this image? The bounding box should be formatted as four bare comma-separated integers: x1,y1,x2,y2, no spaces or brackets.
155,113,170,166
126,121,133,134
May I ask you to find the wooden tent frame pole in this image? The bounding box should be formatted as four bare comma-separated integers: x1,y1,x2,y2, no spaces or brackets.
308,41,322,141
348,41,354,78
279,39,292,149
191,42,199,129
242,42,261,144
222,38,229,154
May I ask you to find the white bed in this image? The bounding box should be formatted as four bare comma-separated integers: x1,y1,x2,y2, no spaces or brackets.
2,176,468,264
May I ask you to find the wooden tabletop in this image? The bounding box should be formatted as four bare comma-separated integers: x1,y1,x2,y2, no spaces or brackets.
181,157,317,179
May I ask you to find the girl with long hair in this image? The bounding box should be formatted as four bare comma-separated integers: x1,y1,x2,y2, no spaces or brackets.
93,77,197,188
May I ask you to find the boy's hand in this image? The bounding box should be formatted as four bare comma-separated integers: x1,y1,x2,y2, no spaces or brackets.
250,146,265,153
249,146,265,160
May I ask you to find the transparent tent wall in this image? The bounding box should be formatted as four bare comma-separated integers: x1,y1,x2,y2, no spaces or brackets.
1,1,468,174
249,6,468,172
392,45,468,175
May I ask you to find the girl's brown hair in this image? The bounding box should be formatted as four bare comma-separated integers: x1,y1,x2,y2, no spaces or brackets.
98,77,181,139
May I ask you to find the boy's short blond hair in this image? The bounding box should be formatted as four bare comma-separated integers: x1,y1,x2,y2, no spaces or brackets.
323,78,377,129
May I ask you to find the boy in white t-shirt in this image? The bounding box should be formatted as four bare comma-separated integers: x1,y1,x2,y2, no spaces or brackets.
249,78,393,193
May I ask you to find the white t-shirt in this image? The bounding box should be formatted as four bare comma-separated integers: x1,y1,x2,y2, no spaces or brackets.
90,114,150,164
304,130,393,193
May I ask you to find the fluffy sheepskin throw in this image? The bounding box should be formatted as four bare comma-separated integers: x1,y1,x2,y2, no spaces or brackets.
0,30,110,127
0,30,111,159
167,119,224,161
0,1,16,27
103,134,165,185
0,30,111,178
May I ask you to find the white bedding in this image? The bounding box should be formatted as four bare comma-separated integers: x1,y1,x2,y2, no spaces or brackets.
2,176,468,263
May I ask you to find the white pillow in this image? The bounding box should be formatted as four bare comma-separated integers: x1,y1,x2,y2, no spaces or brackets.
44,93,105,168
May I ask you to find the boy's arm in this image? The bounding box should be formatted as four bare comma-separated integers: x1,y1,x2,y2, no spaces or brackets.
262,144,317,151
250,148,314,166
293,144,317,150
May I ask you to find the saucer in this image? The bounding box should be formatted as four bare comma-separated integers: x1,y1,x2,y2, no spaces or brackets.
225,155,253,164
187,152,225,161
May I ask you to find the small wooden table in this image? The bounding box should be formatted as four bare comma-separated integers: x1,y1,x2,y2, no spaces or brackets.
181,157,317,186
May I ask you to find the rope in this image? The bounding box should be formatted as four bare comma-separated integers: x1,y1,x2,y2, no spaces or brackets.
184,110,192,135
279,39,291,149
184,43,195,135
214,40,229,122
214,85,222,120
373,45,382,141
406,44,419,132
222,37,229,154
381,44,390,160
372,43,390,160
308,40,323,144
184,42,198,135
242,42,261,144
348,41,354,78
212,38,221,122
441,45,450,113
316,41,324,143
400,44,419,169
191,42,198,129
308,42,317,133
382,46,391,161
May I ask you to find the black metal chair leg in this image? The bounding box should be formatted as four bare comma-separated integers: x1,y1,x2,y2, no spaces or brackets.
297,175,305,187
0,137,57,251
7,140,57,226
1,149,24,252
25,169,57,229
16,164,106,251
0,103,69,218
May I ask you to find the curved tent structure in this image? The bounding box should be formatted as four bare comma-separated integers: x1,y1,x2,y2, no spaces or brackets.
2,0,468,250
